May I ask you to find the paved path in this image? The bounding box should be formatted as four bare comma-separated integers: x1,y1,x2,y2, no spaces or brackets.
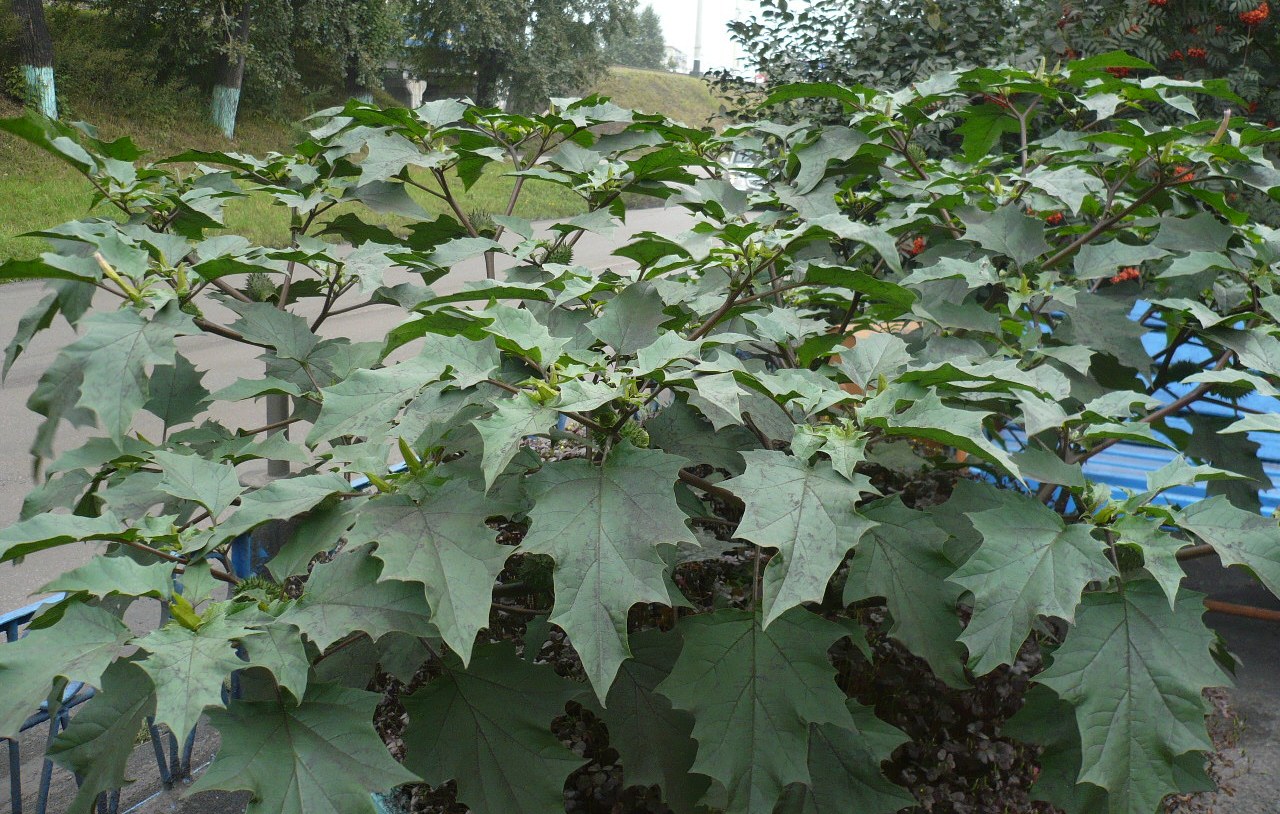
0,205,696,610
1182,558,1280,814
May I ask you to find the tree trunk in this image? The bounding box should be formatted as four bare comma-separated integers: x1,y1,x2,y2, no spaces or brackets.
474,51,502,108
211,1,251,139
11,0,56,118
345,53,372,104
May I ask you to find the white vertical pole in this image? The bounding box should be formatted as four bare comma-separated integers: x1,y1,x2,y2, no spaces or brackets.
733,0,744,72
691,0,704,74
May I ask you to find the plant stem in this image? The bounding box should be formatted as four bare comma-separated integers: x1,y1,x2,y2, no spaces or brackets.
97,537,239,585
1068,350,1234,465
688,252,782,341
1041,182,1166,271
193,317,269,349
677,469,744,511
238,415,303,436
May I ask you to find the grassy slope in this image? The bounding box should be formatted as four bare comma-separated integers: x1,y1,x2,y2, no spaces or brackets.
0,98,300,261
0,97,588,260
593,66,724,128
0,66,723,261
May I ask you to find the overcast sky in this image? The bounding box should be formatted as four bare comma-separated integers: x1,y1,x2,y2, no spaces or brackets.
646,0,760,72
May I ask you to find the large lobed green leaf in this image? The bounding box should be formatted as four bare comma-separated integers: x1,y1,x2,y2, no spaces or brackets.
520,443,696,699
951,490,1115,674
401,643,584,814
723,451,877,626
191,682,417,814
135,609,260,744
656,608,859,814
1176,496,1280,597
280,546,434,651
845,496,968,687
1036,583,1229,814
347,476,517,662
58,303,196,445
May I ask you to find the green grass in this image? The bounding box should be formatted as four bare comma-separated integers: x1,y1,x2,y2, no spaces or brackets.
0,63,724,262
0,93,296,261
0,96,588,261
0,162,96,261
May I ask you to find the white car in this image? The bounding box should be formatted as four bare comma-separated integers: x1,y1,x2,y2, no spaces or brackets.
724,149,767,192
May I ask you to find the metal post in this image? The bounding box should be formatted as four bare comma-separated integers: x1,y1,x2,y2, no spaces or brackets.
265,394,291,478
8,736,22,814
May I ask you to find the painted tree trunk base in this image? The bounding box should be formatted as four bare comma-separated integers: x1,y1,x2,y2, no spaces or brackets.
21,65,56,119
211,84,241,139
354,92,374,104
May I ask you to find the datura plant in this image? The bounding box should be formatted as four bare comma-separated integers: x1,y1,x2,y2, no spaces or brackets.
3,52,1280,814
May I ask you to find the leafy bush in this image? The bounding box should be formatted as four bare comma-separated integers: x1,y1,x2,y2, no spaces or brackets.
2,57,1280,814
716,0,1040,120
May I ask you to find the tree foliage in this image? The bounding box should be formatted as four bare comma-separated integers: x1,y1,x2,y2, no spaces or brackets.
1052,0,1280,126
403,0,634,111
3,58,1280,814
726,0,1280,142
95,0,403,134
720,0,1040,117
604,4,667,71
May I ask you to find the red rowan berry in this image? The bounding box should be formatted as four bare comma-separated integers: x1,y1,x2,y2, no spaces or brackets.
1241,2,1269,25
1045,212,1065,226
907,236,926,256
1187,47,1207,59
1109,267,1141,284
1107,66,1132,77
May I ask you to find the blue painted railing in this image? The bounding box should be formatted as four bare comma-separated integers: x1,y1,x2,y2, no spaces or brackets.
3,596,196,813
2,594,86,814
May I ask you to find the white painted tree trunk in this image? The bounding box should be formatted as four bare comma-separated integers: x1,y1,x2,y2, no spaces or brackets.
21,64,56,118
12,0,57,119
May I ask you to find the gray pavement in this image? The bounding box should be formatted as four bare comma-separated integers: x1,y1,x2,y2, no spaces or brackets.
1182,557,1280,814
2,205,695,814
0,205,695,610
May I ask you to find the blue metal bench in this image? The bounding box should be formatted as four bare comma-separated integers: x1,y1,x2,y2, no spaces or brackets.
2,595,197,814
2,594,89,814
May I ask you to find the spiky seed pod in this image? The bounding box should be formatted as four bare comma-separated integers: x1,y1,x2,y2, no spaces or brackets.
246,271,276,302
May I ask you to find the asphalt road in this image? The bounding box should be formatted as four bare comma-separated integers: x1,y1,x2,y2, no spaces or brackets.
0,205,697,611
